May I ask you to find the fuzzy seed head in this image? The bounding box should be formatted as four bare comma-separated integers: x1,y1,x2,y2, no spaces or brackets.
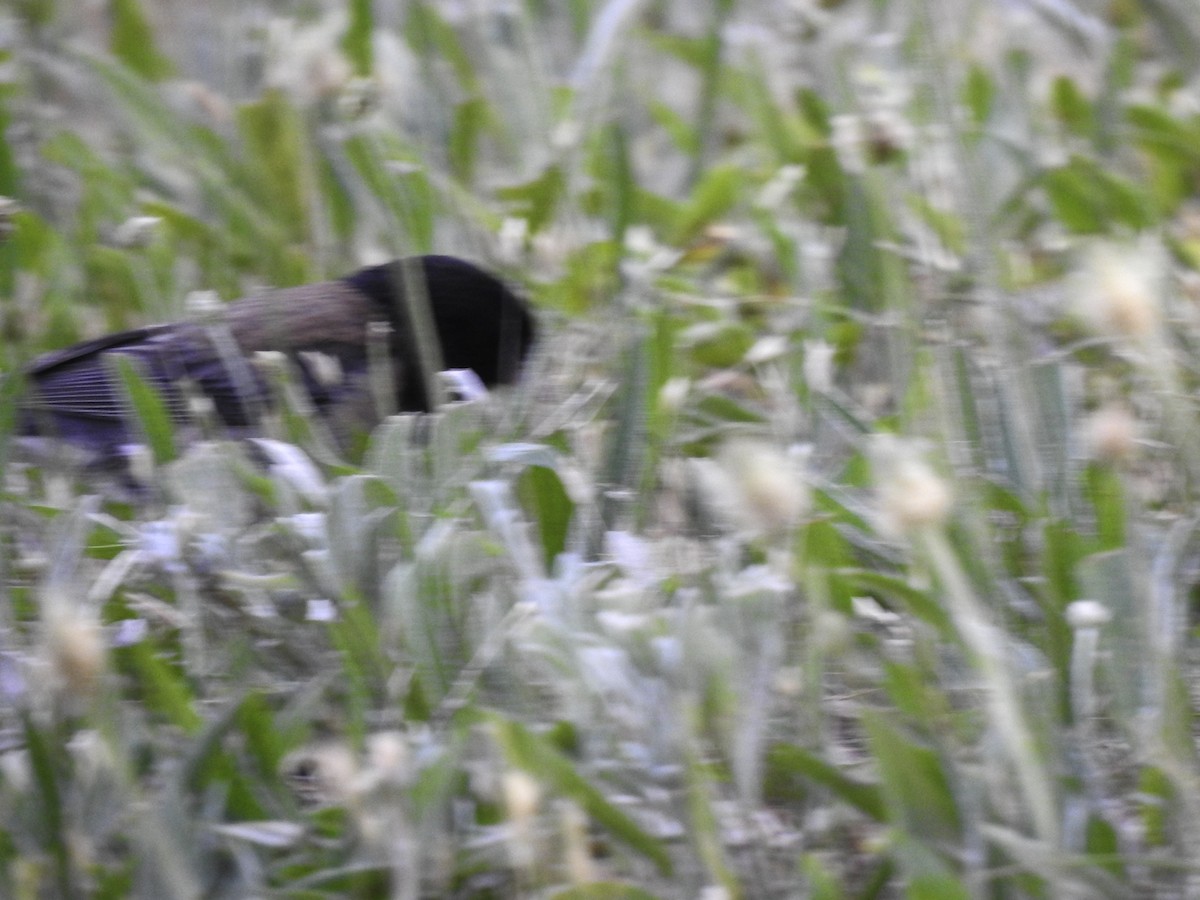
1073,237,1165,341
1084,404,1139,464
872,437,953,535
502,770,541,871
503,770,541,824
561,801,597,884
718,438,810,535
45,608,105,698
363,731,410,789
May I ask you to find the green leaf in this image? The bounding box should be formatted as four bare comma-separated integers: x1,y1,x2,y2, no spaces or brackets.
540,241,621,313
1085,814,1124,878
488,714,673,875
407,3,479,90
962,64,994,129
86,246,148,330
342,134,438,252
0,84,18,199
449,96,490,183
598,124,636,243
840,570,953,636
326,595,390,741
115,640,203,733
796,520,856,615
341,0,374,76
21,710,72,894
1127,103,1200,165
236,692,292,777
690,0,734,180
765,743,885,821
836,177,893,311
683,320,754,368
801,854,846,900
180,696,268,820
1083,462,1125,551
687,394,769,429
736,63,812,163
0,359,26,471
890,833,970,899
906,872,971,900
1040,518,1086,715
550,886,663,900
1042,157,1153,234
109,0,174,81
882,661,954,726
112,354,177,465
1050,76,1095,138
1138,765,1170,847
497,165,565,234
237,91,310,243
797,88,833,137
907,194,964,256
317,152,357,242
516,465,575,569
802,146,846,225
648,100,700,155
863,714,960,843
672,164,742,244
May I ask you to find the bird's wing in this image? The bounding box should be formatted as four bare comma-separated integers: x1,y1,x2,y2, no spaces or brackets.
24,325,191,422
21,322,276,453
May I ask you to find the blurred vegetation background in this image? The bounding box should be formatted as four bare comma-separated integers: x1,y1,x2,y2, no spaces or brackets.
5,0,1200,896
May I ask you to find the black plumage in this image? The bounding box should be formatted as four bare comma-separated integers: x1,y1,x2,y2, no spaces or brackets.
18,255,535,459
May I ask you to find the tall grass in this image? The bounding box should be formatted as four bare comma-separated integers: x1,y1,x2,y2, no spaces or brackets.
3,0,1200,896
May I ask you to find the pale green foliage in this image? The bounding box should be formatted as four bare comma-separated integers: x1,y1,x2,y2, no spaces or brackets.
4,0,1200,897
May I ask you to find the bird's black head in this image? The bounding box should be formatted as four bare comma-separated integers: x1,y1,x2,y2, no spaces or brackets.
343,255,536,410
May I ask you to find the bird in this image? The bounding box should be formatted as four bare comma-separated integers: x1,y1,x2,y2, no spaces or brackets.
17,255,536,463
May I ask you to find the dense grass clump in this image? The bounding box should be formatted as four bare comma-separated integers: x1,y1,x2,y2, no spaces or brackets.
5,0,1200,896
